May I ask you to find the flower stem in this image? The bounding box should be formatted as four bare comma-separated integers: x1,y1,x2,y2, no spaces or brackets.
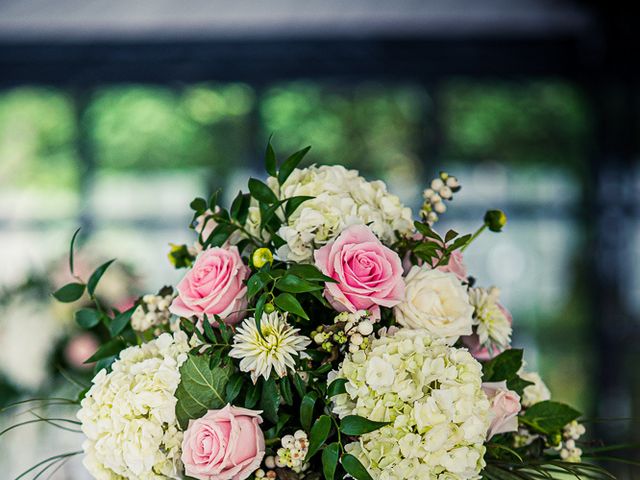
461,224,487,252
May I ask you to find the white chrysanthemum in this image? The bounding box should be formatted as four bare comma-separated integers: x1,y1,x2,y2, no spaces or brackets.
77,332,191,480
468,287,512,351
394,267,474,343
229,311,311,383
519,370,551,407
333,329,491,480
262,165,413,262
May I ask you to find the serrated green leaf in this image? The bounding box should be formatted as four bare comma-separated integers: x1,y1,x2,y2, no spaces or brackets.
327,378,347,397
300,391,317,431
260,377,280,424
322,442,340,480
175,354,232,429
52,282,85,303
248,178,278,204
85,337,126,363
275,274,324,293
274,293,309,320
520,401,581,435
265,137,277,176
68,227,81,276
340,415,389,435
87,259,116,296
110,306,135,336
278,146,311,184
75,308,100,329
306,415,332,461
342,454,372,480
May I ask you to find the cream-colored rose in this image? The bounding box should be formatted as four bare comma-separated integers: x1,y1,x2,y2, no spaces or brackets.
394,266,473,342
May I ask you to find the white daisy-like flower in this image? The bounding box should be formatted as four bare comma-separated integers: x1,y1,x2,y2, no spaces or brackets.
469,287,512,351
229,311,311,383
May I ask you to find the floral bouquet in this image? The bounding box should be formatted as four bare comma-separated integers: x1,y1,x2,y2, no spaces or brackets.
11,142,626,480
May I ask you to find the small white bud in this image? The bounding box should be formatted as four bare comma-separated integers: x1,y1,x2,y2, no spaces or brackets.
429,193,442,204
431,178,444,190
348,343,360,353
313,333,325,344
294,430,307,440
446,176,459,188
255,469,266,478
560,449,569,460
358,319,373,336
423,188,435,200
350,333,364,346
275,455,286,468
565,439,575,450
264,456,276,469
439,186,453,199
427,212,438,223
281,435,295,449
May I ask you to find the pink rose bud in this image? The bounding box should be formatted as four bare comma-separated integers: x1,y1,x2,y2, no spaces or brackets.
482,381,522,439
170,246,250,325
314,225,404,315
181,405,265,480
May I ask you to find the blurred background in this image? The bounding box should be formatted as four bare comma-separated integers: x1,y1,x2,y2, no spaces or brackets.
0,0,638,478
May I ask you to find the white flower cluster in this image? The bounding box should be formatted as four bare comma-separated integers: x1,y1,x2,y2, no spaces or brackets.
556,420,586,463
77,332,191,480
421,172,461,224
333,329,491,480
131,293,176,333
265,165,414,262
468,287,512,352
313,310,375,354
519,370,551,407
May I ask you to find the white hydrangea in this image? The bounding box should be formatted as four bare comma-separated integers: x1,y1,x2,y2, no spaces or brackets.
77,332,191,480
333,329,491,480
265,165,414,262
468,287,512,351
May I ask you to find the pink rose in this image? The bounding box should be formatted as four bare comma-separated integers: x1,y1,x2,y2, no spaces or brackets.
482,381,522,439
402,234,468,282
462,303,513,360
314,224,404,315
181,405,265,480
170,246,249,325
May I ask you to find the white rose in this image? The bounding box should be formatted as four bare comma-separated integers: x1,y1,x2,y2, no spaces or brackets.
394,267,474,342
519,370,551,407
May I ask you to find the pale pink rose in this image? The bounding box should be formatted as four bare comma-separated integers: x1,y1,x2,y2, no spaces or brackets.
314,224,404,315
64,333,99,368
462,303,513,360
170,246,249,325
482,380,522,439
402,234,468,281
181,405,265,480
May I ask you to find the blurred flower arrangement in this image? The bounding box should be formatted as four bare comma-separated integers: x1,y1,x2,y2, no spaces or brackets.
5,142,632,480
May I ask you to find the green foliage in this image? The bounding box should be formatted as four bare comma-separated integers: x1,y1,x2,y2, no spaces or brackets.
260,378,280,424
306,415,332,461
322,443,340,480
520,401,581,436
341,454,373,480
87,259,116,296
75,308,101,329
175,354,232,429
339,415,389,436
482,349,533,395
52,283,85,302
300,392,318,432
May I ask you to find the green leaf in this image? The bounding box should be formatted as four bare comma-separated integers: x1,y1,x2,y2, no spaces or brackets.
285,195,314,218
75,308,100,329
275,274,324,293
175,354,232,429
245,382,261,409
327,378,347,397
306,415,332,461
265,137,277,176
300,392,318,431
225,374,244,403
247,272,270,300
202,315,217,343
87,259,116,296
280,376,293,405
254,292,269,337
85,337,126,363
520,401,581,435
287,264,337,283
449,233,473,251
278,146,311,184
68,227,81,275
293,372,306,398
230,191,251,225
483,349,524,383
260,377,280,424
52,282,85,303
274,293,309,320
248,178,278,204
322,442,340,480
110,307,135,336
445,229,459,243
340,415,389,435
341,454,372,480
190,197,207,212
265,412,291,439
413,221,442,240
